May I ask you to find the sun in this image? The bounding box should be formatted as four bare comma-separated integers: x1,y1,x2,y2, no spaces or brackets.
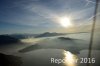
59,17,72,28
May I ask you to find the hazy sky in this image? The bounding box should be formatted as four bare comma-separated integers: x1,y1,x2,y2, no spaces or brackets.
0,0,98,34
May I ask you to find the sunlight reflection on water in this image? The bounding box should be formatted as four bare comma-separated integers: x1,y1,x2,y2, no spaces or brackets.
63,50,78,66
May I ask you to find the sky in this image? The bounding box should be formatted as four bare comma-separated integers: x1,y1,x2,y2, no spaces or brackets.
0,0,99,34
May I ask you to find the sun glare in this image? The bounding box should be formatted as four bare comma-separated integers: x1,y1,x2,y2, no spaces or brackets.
59,17,72,28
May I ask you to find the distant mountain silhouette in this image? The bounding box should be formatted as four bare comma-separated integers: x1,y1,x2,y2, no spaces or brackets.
58,37,73,40
10,34,27,39
58,37,81,41
0,35,20,44
0,53,22,66
10,34,38,39
34,32,65,38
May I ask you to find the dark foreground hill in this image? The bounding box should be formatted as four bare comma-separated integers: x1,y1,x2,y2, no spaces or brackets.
0,53,22,66
0,35,20,44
